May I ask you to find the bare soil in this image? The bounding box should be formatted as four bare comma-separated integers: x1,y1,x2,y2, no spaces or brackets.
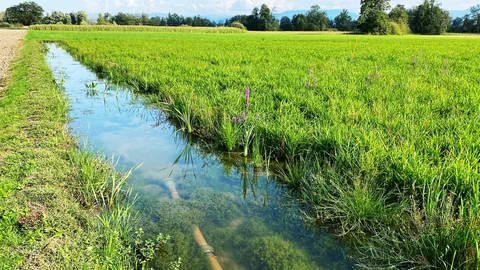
0,29,26,88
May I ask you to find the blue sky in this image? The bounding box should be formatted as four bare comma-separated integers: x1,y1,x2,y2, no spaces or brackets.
1,0,478,15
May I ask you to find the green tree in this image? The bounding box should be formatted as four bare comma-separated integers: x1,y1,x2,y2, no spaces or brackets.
409,0,450,34
358,0,391,34
306,5,329,30
104,12,111,24
334,9,353,31
470,5,480,33
5,1,44,26
258,4,278,31
292,14,307,31
97,13,106,25
0,11,5,22
140,13,150,25
389,4,408,24
76,11,89,25
279,16,293,31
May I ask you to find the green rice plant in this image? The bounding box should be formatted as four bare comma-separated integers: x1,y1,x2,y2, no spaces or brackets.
29,31,480,267
252,136,262,168
161,95,194,134
29,24,246,33
357,181,480,269
218,112,240,151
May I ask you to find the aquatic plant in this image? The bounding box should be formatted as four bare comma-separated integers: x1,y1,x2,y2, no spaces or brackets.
85,81,98,96
231,87,258,157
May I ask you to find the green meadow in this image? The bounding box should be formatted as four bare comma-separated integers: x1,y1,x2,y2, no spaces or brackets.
19,29,480,268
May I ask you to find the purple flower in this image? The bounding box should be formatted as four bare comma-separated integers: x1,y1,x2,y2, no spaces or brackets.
241,112,246,119
237,117,242,123
232,117,236,123
245,87,250,108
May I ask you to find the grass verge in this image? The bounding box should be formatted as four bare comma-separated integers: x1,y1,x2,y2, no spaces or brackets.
0,36,173,269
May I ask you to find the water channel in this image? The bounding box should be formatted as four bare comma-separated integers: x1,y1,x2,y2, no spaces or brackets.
46,44,352,270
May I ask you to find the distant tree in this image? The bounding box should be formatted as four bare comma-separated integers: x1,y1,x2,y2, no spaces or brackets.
247,7,261,30
97,13,106,25
112,12,140,25
409,0,450,34
149,16,163,26
358,0,391,34
5,1,44,26
389,5,408,24
292,14,307,31
258,4,278,31
69,12,77,25
0,11,5,23
280,16,293,31
76,11,89,25
104,12,111,24
140,13,150,25
471,5,480,33
227,15,249,28
334,9,353,31
166,13,183,26
448,17,463,32
306,5,329,30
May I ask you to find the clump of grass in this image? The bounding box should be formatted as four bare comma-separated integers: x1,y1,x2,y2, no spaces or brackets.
161,95,194,134
252,136,262,168
218,112,240,151
357,181,480,269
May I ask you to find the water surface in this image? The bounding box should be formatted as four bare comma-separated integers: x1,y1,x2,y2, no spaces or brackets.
46,44,352,270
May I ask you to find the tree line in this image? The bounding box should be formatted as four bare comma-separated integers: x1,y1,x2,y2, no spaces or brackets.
1,0,480,35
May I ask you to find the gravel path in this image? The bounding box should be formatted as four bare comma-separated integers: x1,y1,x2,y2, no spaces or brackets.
0,29,26,88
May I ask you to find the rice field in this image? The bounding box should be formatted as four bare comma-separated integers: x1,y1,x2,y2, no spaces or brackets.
29,30,480,268
29,24,246,33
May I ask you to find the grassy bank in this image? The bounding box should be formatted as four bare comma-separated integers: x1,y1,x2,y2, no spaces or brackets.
0,36,173,269
27,31,480,268
29,24,246,33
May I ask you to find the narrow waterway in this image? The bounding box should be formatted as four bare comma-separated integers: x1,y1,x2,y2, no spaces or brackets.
46,44,353,270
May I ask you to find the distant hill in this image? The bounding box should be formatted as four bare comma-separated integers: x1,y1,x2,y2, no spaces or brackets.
449,9,471,18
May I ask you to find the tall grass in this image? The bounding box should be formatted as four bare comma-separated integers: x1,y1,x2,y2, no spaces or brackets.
29,24,246,33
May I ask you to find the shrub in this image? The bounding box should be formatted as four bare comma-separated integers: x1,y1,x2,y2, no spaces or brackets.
0,22,11,28
231,21,246,30
388,21,409,35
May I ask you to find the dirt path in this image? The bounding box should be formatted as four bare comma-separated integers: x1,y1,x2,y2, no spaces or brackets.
0,29,26,89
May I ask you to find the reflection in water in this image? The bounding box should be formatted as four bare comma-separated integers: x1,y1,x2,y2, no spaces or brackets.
46,44,353,270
